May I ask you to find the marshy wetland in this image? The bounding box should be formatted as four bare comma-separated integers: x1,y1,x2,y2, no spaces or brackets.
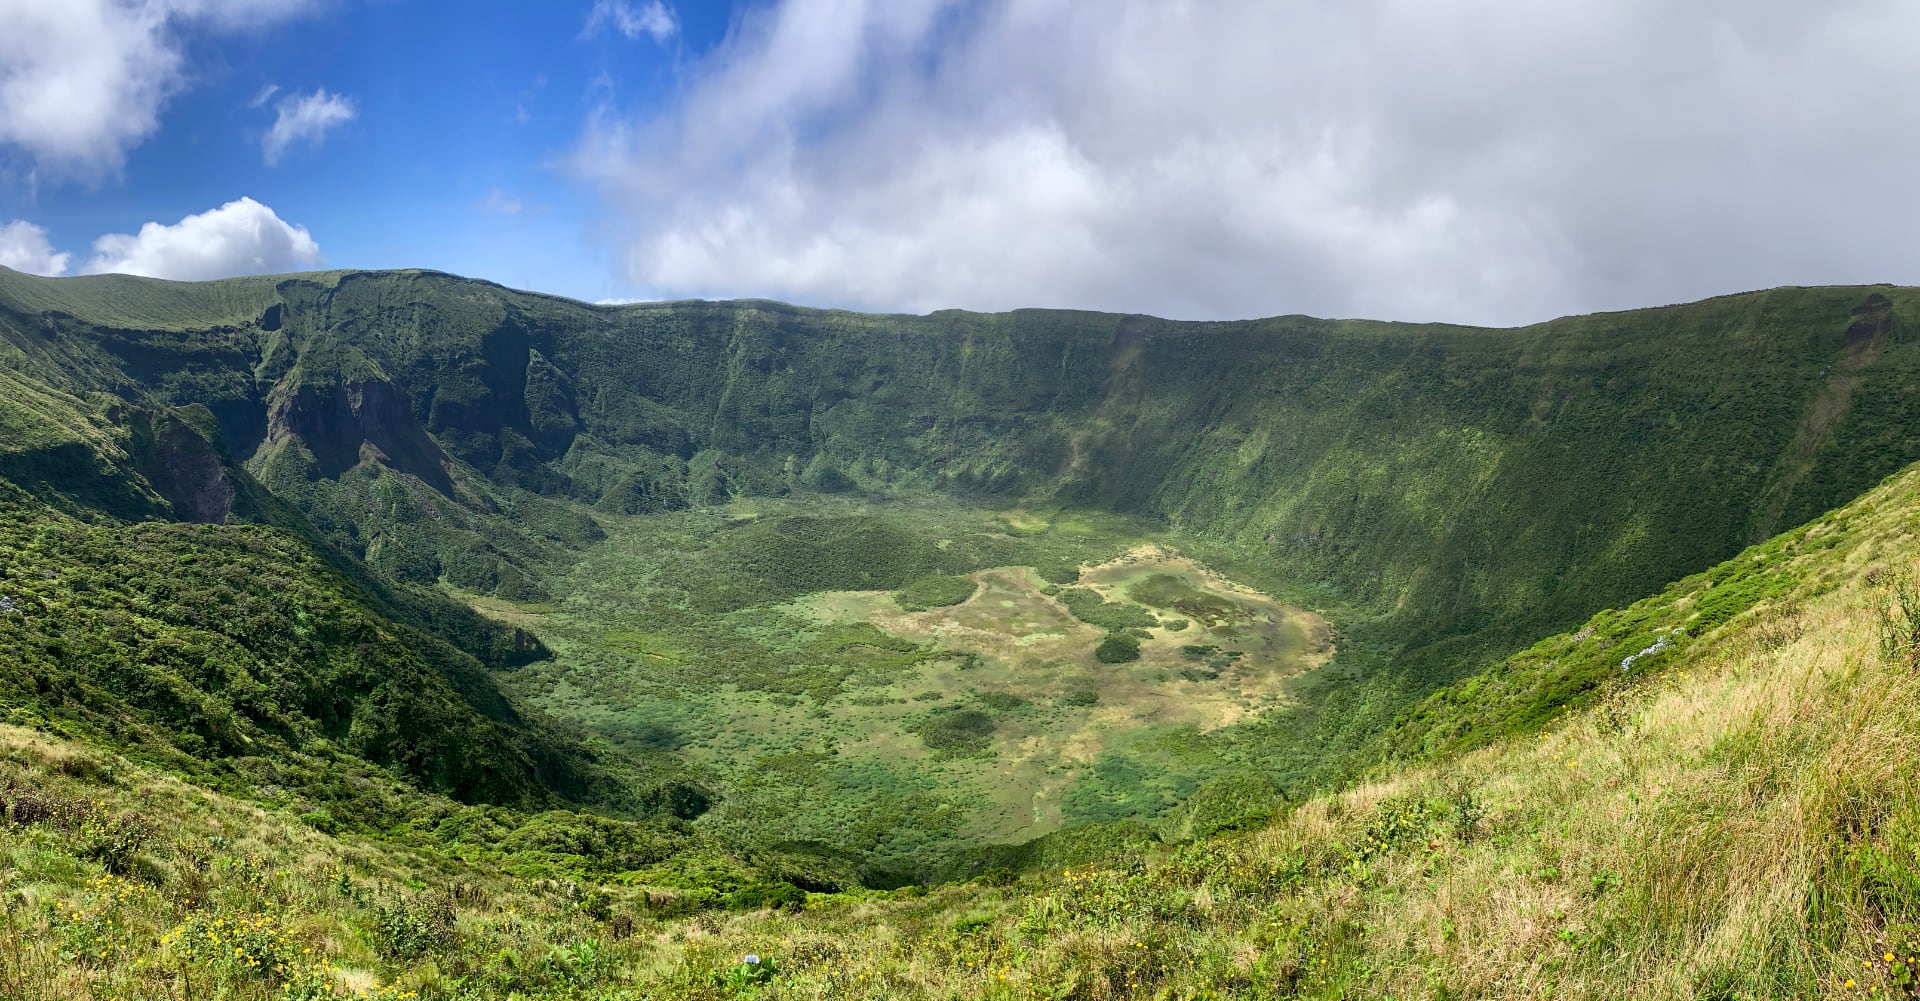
492,498,1332,868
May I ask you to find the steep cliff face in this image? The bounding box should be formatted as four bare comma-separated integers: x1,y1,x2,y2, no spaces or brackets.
286,280,1920,651
130,408,235,523
265,378,455,494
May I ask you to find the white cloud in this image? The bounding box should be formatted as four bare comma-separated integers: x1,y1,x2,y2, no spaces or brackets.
583,0,677,43
84,197,321,281
574,0,1920,324
0,220,70,276
481,188,524,215
0,0,313,180
261,89,356,165
162,0,315,26
593,296,655,305
247,83,280,108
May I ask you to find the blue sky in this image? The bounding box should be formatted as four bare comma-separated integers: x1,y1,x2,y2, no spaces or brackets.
1,0,736,304
5,1,1920,323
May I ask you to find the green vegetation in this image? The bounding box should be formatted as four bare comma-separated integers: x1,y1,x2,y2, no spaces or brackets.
496,498,1324,868
912,708,997,758
894,574,978,611
1128,573,1248,627
1094,633,1143,663
0,483,629,819
10,268,1920,816
7,451,1912,991
1058,587,1159,632
9,266,1920,994
6,454,1920,996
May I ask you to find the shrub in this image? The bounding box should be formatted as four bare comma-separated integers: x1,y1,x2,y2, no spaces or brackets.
725,882,807,911
1039,562,1082,586
895,574,978,611
974,866,1017,887
299,810,340,835
1060,686,1100,707
1094,634,1142,664
374,892,457,960
915,709,996,756
1059,589,1157,631
78,810,152,876
1877,570,1920,669
977,691,1027,712
721,953,779,992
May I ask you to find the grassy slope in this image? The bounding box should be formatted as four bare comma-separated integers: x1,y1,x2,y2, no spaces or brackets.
0,266,339,331
8,459,1920,999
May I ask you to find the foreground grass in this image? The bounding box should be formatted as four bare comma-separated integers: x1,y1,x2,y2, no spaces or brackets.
10,470,1920,998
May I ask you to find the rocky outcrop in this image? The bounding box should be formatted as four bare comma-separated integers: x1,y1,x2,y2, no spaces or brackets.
133,411,236,523
266,378,455,495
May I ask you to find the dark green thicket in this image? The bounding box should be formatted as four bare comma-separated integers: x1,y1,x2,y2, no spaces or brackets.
894,574,978,611
1059,588,1159,632
0,484,648,822
1094,633,1144,663
912,708,997,758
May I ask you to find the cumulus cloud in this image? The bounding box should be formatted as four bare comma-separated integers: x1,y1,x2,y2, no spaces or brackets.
574,0,1920,324
0,0,313,180
84,197,320,280
261,89,356,165
583,0,677,43
0,220,70,276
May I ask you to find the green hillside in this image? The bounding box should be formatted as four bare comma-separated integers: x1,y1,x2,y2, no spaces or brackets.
7,269,1920,809
4,266,1920,996
9,269,1917,650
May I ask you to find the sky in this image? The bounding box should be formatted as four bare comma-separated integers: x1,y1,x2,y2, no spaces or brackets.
2,0,1919,325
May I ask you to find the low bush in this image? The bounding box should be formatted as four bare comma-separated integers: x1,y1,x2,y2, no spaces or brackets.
1095,634,1142,664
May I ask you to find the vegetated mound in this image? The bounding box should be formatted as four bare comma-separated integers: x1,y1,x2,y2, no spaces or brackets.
688,514,973,611
893,573,978,611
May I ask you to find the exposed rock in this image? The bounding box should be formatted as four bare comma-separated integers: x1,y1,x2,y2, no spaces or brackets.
267,378,455,495
134,411,236,524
